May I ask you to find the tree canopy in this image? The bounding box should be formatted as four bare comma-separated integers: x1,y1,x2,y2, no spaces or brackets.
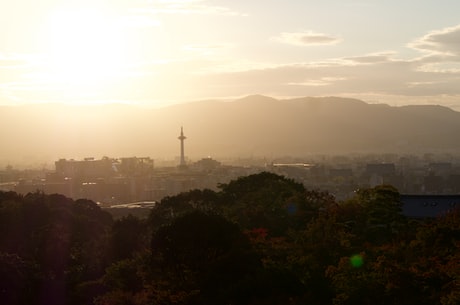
1,173,459,305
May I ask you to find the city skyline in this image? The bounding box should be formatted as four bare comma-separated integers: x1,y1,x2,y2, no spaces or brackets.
1,1,460,110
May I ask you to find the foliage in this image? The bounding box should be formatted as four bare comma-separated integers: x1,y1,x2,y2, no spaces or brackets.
1,173,460,305
218,171,311,235
148,189,220,232
109,215,149,262
150,211,257,304
342,185,408,244
0,252,41,305
0,191,113,305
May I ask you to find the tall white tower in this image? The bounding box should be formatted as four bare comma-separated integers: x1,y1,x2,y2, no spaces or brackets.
178,126,187,167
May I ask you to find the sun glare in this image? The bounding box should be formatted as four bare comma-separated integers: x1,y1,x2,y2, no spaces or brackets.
40,8,130,91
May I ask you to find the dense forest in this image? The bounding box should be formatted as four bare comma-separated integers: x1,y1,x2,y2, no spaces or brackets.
1,172,459,305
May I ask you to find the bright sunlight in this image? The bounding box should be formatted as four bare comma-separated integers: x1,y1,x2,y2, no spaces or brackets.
37,7,131,100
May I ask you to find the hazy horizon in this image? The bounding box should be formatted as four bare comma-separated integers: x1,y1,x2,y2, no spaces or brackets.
2,95,460,169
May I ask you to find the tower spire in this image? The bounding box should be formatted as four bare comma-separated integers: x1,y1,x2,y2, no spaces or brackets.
178,126,187,167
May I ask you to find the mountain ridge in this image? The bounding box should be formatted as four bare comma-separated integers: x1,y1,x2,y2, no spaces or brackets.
1,95,460,165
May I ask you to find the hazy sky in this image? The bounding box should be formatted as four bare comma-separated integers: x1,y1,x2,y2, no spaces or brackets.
2,0,460,109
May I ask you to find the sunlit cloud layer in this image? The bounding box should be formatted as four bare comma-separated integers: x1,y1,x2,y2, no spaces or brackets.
272,31,343,46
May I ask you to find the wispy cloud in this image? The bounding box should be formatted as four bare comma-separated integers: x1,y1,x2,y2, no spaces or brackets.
132,0,246,16
119,15,161,28
343,52,397,64
288,77,347,87
4,16,460,110
272,31,342,46
408,24,460,75
0,53,36,70
409,24,460,56
182,43,233,56
162,46,458,104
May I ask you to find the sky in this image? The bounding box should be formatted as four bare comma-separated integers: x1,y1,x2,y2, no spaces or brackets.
2,0,460,109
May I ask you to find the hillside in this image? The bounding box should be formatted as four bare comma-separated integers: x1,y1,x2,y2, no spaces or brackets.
1,95,460,165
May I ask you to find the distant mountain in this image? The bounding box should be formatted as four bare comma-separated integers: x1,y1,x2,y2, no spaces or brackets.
1,95,460,165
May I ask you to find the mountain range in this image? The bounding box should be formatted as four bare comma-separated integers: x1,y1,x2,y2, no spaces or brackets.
1,95,460,165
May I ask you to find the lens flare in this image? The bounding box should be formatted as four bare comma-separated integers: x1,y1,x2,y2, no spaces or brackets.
287,203,297,215
350,254,364,268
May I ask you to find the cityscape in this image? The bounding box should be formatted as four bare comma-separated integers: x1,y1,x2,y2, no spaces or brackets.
1,126,460,214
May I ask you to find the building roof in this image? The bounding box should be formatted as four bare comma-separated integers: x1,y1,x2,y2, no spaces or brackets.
400,194,460,218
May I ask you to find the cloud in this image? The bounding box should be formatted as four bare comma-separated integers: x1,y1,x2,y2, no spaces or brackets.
4,20,460,111
272,31,342,46
132,0,246,16
288,77,347,87
0,59,24,69
408,24,460,75
164,49,460,104
119,15,161,28
343,52,396,64
182,43,233,56
0,53,34,69
416,61,460,73
409,24,460,56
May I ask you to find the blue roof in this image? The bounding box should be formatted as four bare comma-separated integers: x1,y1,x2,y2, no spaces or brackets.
400,195,460,218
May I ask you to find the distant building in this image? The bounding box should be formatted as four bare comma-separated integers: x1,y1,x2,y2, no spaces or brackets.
365,163,396,176
55,157,116,179
194,157,221,171
15,178,73,198
428,162,452,175
118,157,154,176
423,174,445,194
361,163,404,188
329,168,353,178
447,174,460,193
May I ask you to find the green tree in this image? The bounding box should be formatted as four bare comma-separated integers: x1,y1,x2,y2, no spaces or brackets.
150,211,262,305
0,252,41,305
109,215,149,262
0,191,113,305
219,172,309,236
344,185,408,244
326,207,460,305
148,189,220,232
408,208,460,304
